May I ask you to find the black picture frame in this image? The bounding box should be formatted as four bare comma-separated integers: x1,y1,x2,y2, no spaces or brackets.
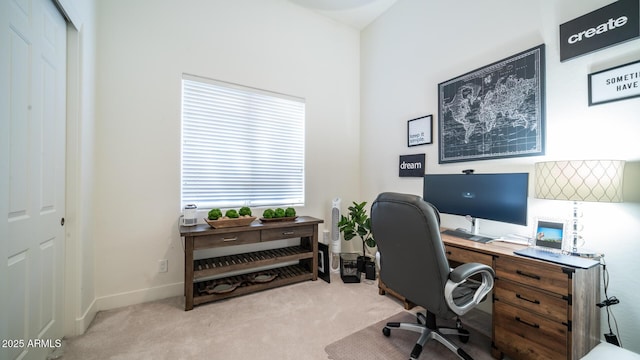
407,115,433,147
437,44,546,163
317,242,330,283
588,59,640,106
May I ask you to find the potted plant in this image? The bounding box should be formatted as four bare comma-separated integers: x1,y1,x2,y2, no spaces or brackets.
338,201,376,277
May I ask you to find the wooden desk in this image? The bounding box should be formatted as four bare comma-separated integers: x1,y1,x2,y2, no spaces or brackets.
380,230,601,360
180,216,323,310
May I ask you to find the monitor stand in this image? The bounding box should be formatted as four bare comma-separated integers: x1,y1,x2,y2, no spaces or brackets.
454,217,494,243
465,215,480,235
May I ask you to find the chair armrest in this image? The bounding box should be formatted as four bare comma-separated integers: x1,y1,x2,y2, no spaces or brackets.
445,263,495,316
449,263,495,283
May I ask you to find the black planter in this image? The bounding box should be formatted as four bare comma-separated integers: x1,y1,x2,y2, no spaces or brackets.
356,256,372,272
357,256,376,280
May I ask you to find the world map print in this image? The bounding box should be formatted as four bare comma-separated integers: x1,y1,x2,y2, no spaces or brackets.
438,45,545,163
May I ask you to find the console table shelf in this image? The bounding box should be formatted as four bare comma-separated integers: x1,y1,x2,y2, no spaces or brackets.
193,245,313,280
193,264,313,305
180,216,323,310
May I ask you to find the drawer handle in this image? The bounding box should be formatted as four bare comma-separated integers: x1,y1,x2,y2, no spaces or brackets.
222,237,238,242
516,270,541,280
446,251,452,255
282,231,295,235
515,316,540,329
516,294,540,304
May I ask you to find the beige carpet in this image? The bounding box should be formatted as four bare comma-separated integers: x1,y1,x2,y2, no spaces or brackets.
325,309,493,360
60,274,494,360
60,274,404,360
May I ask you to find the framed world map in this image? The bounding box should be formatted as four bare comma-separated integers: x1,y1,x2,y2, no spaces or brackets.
437,44,546,163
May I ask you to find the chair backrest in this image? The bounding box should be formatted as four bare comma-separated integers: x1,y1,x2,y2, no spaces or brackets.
371,192,453,318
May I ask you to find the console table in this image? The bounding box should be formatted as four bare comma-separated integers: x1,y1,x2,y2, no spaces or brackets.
180,216,323,311
379,229,601,360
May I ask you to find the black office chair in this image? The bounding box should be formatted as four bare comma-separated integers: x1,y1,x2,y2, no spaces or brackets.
371,192,495,360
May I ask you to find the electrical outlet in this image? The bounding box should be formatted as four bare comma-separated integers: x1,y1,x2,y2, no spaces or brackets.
158,259,168,273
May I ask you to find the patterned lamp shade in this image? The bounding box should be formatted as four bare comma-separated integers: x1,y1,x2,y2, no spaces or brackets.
534,160,625,202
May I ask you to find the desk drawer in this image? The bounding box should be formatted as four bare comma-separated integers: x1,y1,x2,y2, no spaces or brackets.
193,231,260,249
496,256,569,296
495,279,568,323
262,225,313,242
494,301,568,359
445,245,493,267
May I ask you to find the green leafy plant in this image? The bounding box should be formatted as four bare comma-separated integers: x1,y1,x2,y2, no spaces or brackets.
285,207,296,217
225,209,239,218
274,208,286,218
239,206,252,216
208,208,223,220
338,201,375,256
262,209,275,219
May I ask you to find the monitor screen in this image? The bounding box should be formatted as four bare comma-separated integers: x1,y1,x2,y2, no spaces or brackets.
423,173,529,226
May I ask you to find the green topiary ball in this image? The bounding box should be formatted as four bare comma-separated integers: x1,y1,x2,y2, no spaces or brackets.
225,209,239,218
262,209,275,219
208,208,223,220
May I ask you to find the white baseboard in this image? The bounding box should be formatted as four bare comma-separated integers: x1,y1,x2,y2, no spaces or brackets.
95,282,184,312
74,298,98,335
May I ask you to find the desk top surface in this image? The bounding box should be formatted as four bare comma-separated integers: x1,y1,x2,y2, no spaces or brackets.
441,228,600,269
441,229,526,257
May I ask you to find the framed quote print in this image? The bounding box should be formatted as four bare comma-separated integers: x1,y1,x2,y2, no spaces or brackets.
407,115,433,147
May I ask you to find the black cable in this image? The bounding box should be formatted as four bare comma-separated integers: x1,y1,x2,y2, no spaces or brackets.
600,256,623,347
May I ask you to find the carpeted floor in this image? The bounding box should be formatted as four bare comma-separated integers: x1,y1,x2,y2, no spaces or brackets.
325,309,493,360
59,273,493,360
59,274,405,360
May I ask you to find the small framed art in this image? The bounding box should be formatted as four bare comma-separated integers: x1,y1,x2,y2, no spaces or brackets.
588,59,640,106
318,242,330,283
533,218,567,252
407,115,433,147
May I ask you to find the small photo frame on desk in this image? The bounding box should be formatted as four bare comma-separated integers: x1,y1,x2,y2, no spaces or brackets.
533,218,567,252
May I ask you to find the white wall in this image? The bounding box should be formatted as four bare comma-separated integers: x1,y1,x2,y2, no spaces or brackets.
362,0,640,353
94,0,363,309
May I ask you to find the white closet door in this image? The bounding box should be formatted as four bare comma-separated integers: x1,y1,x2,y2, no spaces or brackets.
1,0,67,358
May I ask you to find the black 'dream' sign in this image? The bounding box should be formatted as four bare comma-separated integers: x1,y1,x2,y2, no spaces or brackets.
399,154,425,177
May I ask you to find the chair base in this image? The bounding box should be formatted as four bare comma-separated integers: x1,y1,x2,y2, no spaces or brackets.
382,311,474,360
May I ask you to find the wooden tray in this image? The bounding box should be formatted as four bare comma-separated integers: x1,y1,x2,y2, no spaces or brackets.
259,216,298,223
204,216,257,228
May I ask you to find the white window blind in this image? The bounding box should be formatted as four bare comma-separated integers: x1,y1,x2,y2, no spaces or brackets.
181,74,305,209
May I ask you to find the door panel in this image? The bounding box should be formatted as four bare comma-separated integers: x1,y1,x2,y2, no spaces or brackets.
1,0,67,358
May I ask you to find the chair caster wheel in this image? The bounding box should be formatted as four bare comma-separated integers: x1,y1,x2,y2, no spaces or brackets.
458,328,470,343
382,327,391,337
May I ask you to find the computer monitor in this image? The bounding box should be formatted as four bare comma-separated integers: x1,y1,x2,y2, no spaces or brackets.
423,173,529,226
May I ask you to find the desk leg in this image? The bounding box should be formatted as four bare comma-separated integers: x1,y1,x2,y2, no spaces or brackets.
184,236,194,311
491,346,503,359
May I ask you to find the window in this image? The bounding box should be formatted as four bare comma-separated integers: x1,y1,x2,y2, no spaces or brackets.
181,74,305,209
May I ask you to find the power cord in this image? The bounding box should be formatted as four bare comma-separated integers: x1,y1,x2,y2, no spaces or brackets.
599,256,622,347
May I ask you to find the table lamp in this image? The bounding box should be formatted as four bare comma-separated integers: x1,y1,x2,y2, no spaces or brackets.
534,160,625,255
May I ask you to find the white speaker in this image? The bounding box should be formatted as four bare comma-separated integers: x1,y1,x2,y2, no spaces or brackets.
330,197,341,272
